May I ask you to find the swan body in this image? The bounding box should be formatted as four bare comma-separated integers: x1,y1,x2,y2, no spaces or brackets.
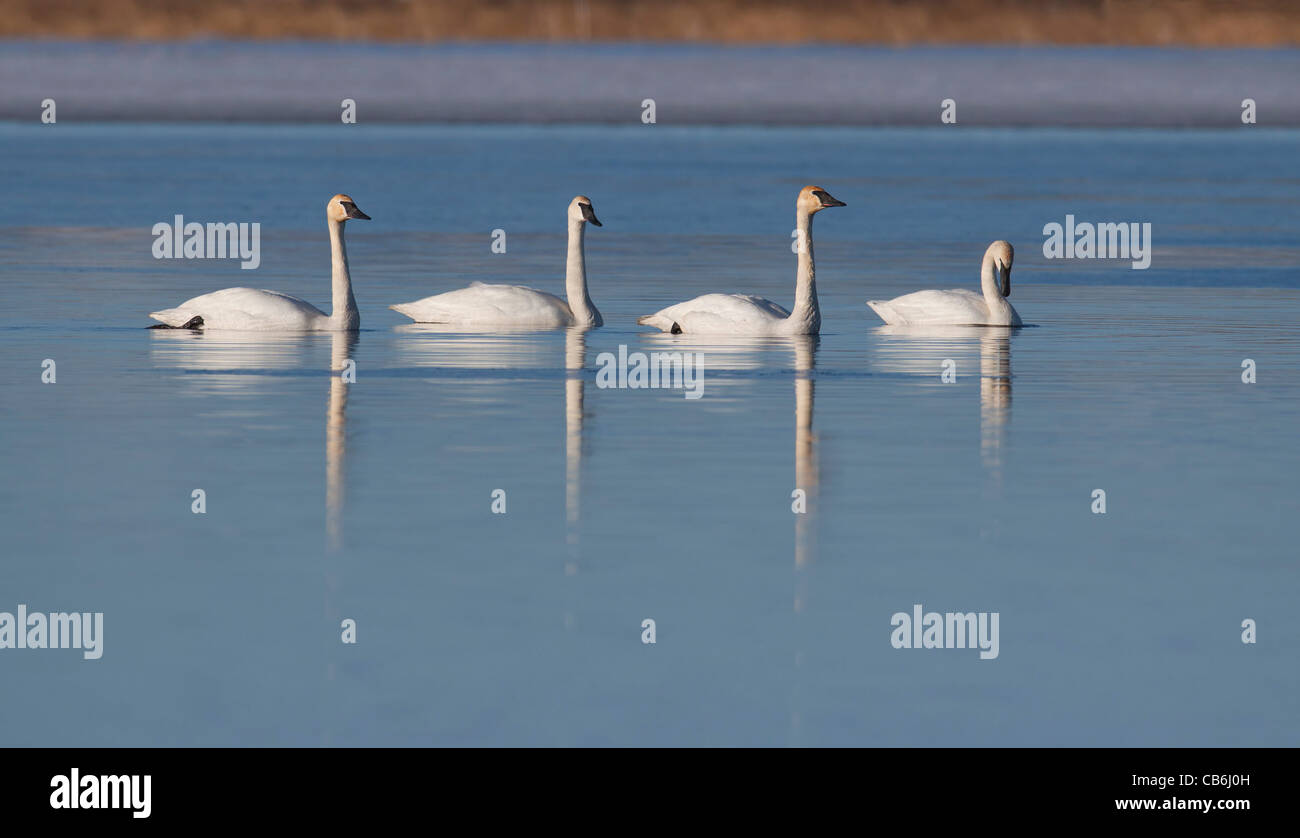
638,185,845,336
392,282,579,328
868,241,1021,327
392,196,603,328
637,294,796,336
149,194,370,331
150,288,333,331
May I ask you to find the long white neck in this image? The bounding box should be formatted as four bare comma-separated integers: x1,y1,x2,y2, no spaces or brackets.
790,208,820,331
565,218,601,327
329,218,359,330
980,253,1012,321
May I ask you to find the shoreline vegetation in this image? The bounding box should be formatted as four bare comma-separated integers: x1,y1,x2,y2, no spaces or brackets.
3,0,1299,46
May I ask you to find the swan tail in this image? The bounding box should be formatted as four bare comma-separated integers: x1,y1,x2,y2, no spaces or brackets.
390,302,450,323
148,308,203,329
388,303,422,321
637,314,681,333
865,300,902,325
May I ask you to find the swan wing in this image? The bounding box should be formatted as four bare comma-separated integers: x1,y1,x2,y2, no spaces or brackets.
390,283,573,327
638,293,790,335
867,289,991,326
150,287,328,330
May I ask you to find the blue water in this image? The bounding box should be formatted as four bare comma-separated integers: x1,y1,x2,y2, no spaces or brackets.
1,123,1298,745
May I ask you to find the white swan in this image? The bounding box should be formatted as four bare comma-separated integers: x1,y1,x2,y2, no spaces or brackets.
638,185,845,336
390,196,603,328
149,194,370,331
867,240,1021,327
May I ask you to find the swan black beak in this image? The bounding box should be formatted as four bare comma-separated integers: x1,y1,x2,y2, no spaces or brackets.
1001,265,1011,298
580,203,602,226
343,201,371,221
814,189,846,208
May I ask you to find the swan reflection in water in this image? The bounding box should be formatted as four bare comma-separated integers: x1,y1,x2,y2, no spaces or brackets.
391,322,563,369
150,327,360,740
394,322,595,588
608,332,823,742
792,335,818,571
789,335,820,741
636,333,821,577
565,327,586,540
149,327,359,547
873,324,1014,477
977,329,1012,477
392,320,590,525
148,328,317,395
326,331,358,551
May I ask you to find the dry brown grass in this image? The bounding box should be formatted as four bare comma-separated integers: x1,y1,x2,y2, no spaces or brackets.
3,0,1298,45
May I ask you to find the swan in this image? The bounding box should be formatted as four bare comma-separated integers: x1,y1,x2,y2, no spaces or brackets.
867,240,1021,327
149,194,371,331
637,185,845,336
390,196,604,328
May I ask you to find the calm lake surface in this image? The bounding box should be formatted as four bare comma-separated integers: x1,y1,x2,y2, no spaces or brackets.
1,123,1297,745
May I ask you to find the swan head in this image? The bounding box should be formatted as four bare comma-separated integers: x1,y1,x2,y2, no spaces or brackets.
987,240,1014,297
799,185,846,215
328,194,371,224
569,195,602,227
